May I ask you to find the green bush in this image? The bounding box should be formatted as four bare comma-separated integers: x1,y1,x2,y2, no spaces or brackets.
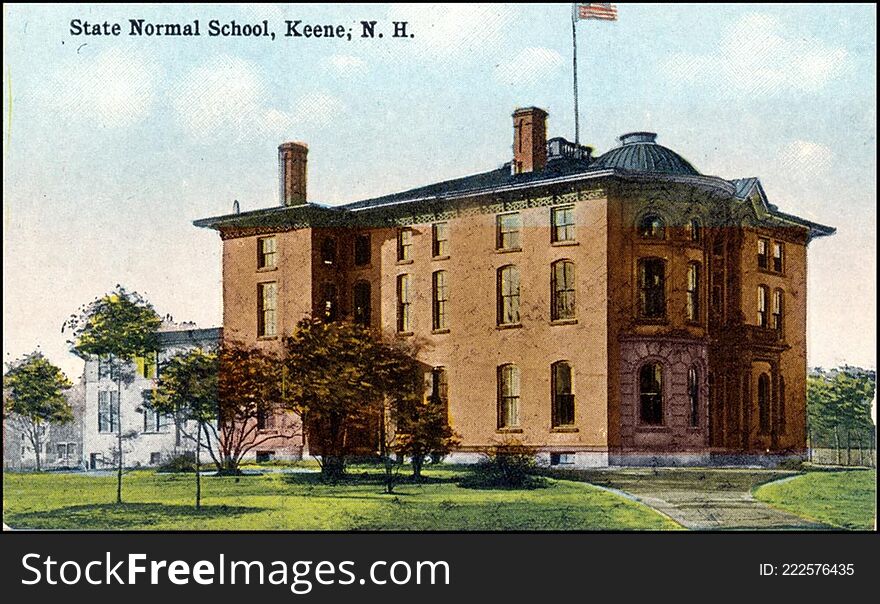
776,457,805,471
156,452,197,473
458,442,548,490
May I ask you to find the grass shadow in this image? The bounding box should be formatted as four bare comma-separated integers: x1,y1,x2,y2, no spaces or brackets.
6,502,262,530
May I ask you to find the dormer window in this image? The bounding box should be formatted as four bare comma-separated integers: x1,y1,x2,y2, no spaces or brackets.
638,214,665,239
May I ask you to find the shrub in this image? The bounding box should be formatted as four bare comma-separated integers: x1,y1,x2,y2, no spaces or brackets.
458,441,548,489
777,457,805,471
156,452,197,473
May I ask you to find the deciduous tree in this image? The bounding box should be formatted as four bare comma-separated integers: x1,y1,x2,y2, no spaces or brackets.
65,285,161,502
3,352,74,471
283,318,423,480
153,348,219,508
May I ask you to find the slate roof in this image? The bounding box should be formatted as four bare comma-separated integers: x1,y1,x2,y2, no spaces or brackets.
342,155,595,211
592,132,700,176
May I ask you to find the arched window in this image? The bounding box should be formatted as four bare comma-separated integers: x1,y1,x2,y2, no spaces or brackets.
397,274,411,333
772,289,784,332
551,260,576,321
757,374,771,434
638,214,665,239
687,262,701,322
688,366,700,427
321,237,337,265
497,265,520,325
638,258,666,318
551,361,575,427
686,218,701,242
497,364,520,428
757,286,769,327
353,281,371,326
432,270,449,331
639,363,663,425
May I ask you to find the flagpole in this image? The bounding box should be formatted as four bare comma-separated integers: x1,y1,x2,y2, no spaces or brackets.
571,3,580,146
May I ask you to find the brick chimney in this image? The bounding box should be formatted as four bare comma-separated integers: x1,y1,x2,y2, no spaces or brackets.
278,142,308,206
512,107,548,174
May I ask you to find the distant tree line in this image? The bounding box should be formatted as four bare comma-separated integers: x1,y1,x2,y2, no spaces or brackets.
807,366,876,466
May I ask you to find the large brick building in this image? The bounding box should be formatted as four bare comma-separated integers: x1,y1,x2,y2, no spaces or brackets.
195,107,834,467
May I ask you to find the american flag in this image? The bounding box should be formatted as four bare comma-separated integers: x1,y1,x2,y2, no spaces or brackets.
576,3,618,21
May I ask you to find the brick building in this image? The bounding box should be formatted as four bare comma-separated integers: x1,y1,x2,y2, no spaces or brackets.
195,107,834,467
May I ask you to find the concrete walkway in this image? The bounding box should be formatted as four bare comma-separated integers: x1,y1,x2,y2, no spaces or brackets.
568,468,829,530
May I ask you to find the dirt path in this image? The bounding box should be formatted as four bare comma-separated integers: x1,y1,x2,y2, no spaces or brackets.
565,468,830,530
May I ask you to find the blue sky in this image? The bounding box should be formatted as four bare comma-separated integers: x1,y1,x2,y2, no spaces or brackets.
3,3,876,380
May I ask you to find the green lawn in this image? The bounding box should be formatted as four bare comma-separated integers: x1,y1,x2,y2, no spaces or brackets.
753,469,876,530
2,466,680,531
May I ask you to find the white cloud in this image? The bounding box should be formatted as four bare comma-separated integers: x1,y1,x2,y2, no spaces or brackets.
326,54,368,77
171,56,344,141
290,92,345,127
661,13,848,95
172,55,268,136
51,48,160,127
495,47,564,87
778,140,834,175
386,4,514,60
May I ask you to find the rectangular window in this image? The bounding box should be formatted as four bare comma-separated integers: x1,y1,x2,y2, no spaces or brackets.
497,213,522,250
551,260,576,320
397,228,413,262
432,222,449,257
57,444,66,460
497,365,520,428
772,242,784,273
497,266,521,325
142,390,168,433
430,367,449,414
757,238,769,270
257,236,277,269
552,362,575,427
257,282,278,337
432,271,449,331
136,351,158,379
551,205,575,243
687,263,700,322
758,285,767,327
638,259,665,319
354,234,371,266
97,355,117,381
757,286,768,327
772,290,783,332
98,391,119,433
397,274,411,333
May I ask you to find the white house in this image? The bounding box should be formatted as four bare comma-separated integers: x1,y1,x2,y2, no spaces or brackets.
81,324,221,469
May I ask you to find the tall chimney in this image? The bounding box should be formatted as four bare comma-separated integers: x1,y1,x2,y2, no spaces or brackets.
512,107,548,174
278,141,308,206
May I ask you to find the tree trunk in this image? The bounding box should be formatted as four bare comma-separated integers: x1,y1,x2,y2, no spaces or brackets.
117,375,123,504
195,422,202,510
807,426,813,463
834,428,841,466
413,455,423,481
34,422,42,472
846,430,852,466
379,404,393,494
857,434,863,466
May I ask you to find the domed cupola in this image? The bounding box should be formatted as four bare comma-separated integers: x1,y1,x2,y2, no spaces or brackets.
593,132,699,176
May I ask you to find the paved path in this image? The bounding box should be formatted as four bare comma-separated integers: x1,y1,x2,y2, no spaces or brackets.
569,468,829,530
